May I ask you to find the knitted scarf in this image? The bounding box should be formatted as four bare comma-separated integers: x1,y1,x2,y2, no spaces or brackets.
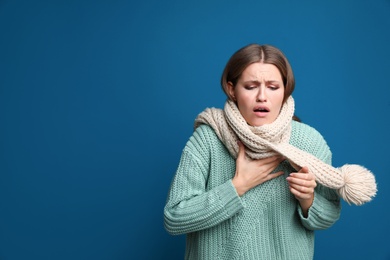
194,96,377,206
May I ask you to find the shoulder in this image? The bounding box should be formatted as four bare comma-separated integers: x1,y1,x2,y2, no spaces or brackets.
290,121,332,164
291,120,324,142
190,124,220,146
184,124,224,158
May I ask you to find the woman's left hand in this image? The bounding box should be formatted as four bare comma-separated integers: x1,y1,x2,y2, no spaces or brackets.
286,166,317,217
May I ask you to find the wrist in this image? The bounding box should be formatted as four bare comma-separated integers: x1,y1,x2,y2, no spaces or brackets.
299,195,314,217
232,178,247,196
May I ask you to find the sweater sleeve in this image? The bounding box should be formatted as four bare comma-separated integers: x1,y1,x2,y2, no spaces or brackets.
164,126,244,235
298,184,341,230
292,122,341,230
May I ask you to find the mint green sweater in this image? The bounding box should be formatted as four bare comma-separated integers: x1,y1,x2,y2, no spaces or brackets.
164,121,341,260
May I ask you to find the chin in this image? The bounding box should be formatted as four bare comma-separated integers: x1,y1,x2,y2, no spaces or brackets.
249,120,267,127
251,118,276,126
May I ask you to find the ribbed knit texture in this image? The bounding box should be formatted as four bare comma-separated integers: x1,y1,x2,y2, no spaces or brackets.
164,122,341,260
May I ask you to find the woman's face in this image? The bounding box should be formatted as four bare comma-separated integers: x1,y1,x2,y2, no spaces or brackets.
228,62,285,126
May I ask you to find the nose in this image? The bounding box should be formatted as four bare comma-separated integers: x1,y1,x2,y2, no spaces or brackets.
256,86,266,102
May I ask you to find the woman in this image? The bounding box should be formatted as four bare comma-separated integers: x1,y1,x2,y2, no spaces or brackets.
164,44,374,259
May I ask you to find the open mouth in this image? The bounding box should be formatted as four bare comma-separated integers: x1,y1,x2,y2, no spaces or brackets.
254,107,269,113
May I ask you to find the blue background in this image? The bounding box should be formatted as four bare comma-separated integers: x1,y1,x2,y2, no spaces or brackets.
1,0,389,259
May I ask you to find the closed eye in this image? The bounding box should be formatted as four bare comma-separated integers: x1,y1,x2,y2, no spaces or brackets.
269,86,279,90
266,80,281,90
244,85,257,90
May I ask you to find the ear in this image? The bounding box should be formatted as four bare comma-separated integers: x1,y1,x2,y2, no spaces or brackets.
227,81,236,101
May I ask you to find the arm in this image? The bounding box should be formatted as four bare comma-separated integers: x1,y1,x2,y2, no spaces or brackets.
163,126,244,235
298,183,341,230
287,165,341,229
290,122,341,230
287,166,316,217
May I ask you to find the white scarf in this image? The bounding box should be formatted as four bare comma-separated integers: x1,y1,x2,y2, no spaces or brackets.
194,96,377,205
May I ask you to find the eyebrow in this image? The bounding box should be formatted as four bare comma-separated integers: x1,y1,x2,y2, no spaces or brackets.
242,80,281,85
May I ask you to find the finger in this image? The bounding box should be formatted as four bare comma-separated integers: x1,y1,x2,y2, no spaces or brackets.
289,172,314,181
258,155,284,164
289,187,313,200
289,183,315,194
298,166,309,173
260,159,285,176
289,166,315,180
287,176,317,188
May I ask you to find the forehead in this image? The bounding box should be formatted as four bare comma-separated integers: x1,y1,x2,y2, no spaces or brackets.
241,62,282,80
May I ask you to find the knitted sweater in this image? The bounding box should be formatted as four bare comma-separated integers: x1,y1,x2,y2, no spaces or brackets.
164,121,341,260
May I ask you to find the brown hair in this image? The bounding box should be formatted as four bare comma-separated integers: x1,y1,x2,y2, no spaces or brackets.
221,44,295,104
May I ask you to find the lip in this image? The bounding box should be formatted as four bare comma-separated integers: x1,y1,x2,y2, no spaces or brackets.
253,105,270,117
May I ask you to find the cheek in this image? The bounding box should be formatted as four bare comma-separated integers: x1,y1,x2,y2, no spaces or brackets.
236,95,252,110
237,91,254,103
275,92,285,107
275,101,284,113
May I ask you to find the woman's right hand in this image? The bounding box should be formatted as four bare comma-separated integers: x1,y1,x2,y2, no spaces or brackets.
232,141,285,196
